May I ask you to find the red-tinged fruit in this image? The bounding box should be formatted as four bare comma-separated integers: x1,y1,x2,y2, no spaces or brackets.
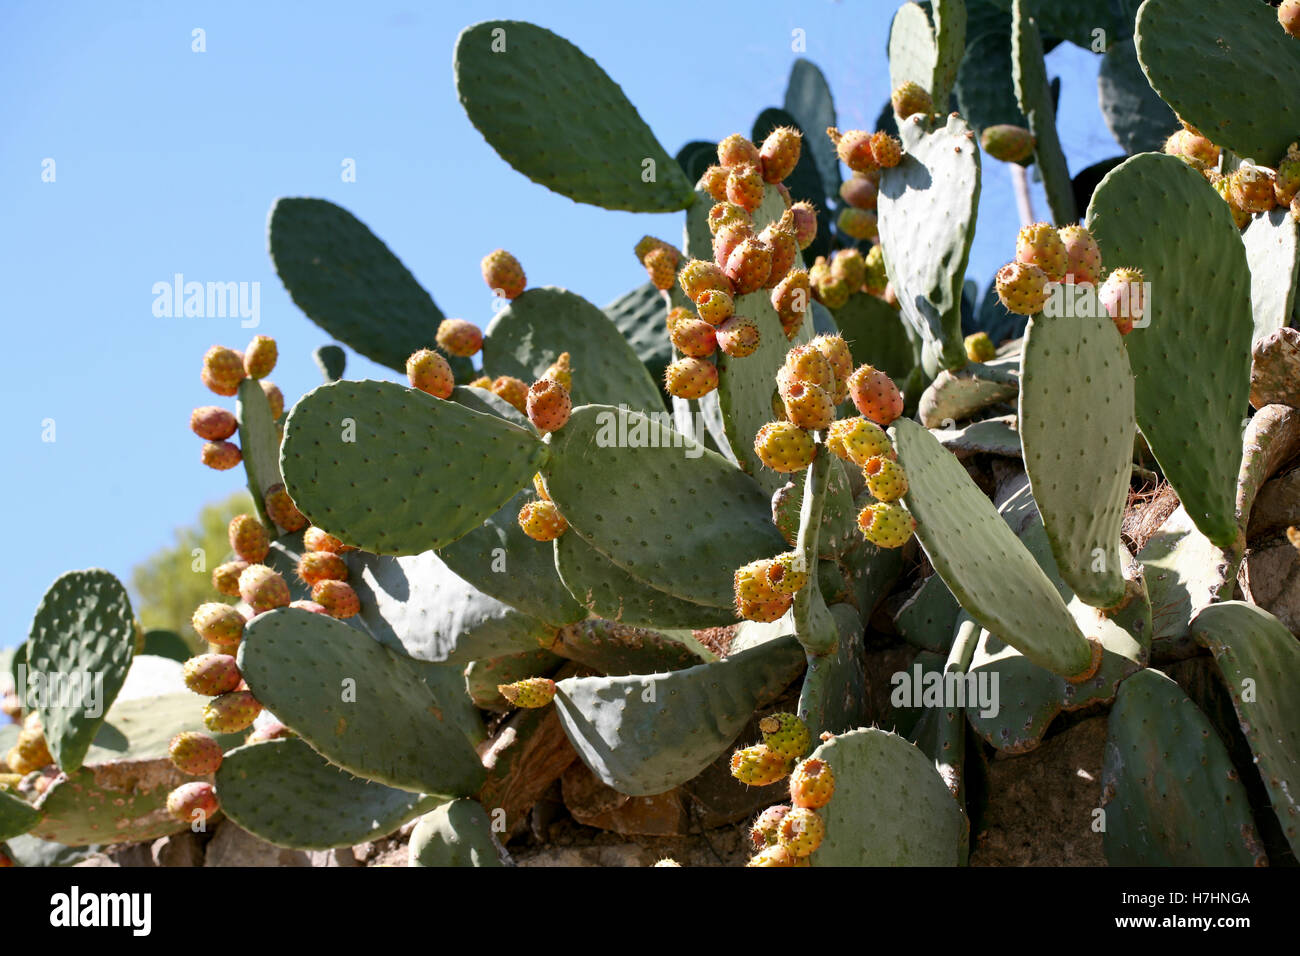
1276,143,1300,205
759,225,798,288
777,806,825,856
789,757,836,808
261,380,284,419
166,782,219,824
717,133,761,168
712,221,754,269
730,744,790,786
707,201,750,236
726,163,766,213
203,690,262,734
750,805,792,848
827,417,893,466
679,259,731,303
169,732,223,776
191,406,237,441
716,315,760,358
781,380,834,431
837,207,878,241
183,654,242,696
995,261,1051,316
747,845,799,867
526,378,573,433
828,127,876,173
784,344,836,393
303,526,348,554
1163,129,1220,170
643,246,679,291
191,603,245,647
481,249,526,299
491,376,529,413
289,599,328,614
698,164,729,201
407,349,454,399
212,561,249,598
725,237,774,295
980,124,1035,163
759,126,802,183
518,500,568,541
201,440,241,471
771,270,810,327
264,483,307,532
664,357,718,399
734,558,782,604
436,319,483,358
839,174,878,210
229,514,270,563
670,317,718,358
847,364,903,425
238,564,290,614
498,677,556,708
1280,0,1300,39
297,550,349,586
1229,166,1276,214
201,346,245,396
892,81,933,120
737,592,793,623
1057,225,1103,285
312,579,360,618
1015,222,1068,281
869,132,902,168
1098,267,1146,335
789,202,818,249
696,289,734,327
243,335,277,379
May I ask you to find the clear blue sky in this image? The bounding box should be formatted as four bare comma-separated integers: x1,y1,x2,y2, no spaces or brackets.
1,1,1118,648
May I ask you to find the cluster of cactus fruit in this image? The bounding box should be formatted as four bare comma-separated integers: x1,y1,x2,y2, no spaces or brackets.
5,0,1300,869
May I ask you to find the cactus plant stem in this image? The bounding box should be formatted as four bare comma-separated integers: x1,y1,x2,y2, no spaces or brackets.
792,443,833,655
234,378,282,533
946,612,980,674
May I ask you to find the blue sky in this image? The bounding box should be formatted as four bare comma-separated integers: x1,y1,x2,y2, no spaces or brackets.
1,1,1120,648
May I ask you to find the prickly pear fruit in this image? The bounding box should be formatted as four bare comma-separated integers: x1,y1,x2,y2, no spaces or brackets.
665,306,692,333
759,225,798,288
7,714,53,773
1282,0,1300,37
750,805,792,848
289,599,328,615
788,201,818,249
169,732,223,776
759,712,810,760
789,756,836,808
759,126,802,183
261,380,285,420
783,345,836,394
830,249,867,291
191,603,245,647
718,133,761,168
698,164,729,201
652,858,681,867
771,270,811,330
532,472,550,502
518,500,568,541
980,124,1035,163
191,406,238,441
246,718,294,744
754,421,817,473
526,379,573,433
202,345,245,396
643,245,680,291
311,579,360,619
201,440,242,471
864,456,908,502
203,690,262,734
1228,165,1276,214
716,315,760,358
863,245,888,295
730,744,790,786
435,319,483,358
826,417,892,466
995,261,1051,316
707,201,751,236
734,558,782,605
775,183,792,207
211,561,249,598
840,173,878,210
183,653,242,696
264,484,307,532
303,526,347,554
736,591,794,623
679,259,731,303
764,552,808,596
712,221,753,270
406,349,454,399
847,365,903,425
545,351,576,393
1015,222,1068,282
498,677,557,708
781,380,835,431
777,806,825,856
1163,129,1220,170
857,501,916,548
297,551,349,586
243,335,277,379
837,207,878,241
695,289,735,327
869,132,902,168
490,376,529,413
1210,171,1252,229
1098,267,1146,335
237,564,290,614
664,357,719,399
809,257,851,309
828,127,875,173
1057,225,1103,285
965,332,996,363
229,514,270,563
725,237,773,295
1276,143,1300,205
166,782,219,824
892,81,933,120
726,163,766,213
481,249,526,299
746,845,800,867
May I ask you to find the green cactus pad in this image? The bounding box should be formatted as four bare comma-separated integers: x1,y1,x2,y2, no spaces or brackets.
1138,505,1233,648
450,384,534,431
216,739,442,850
917,362,1018,427
784,58,841,200
235,377,284,532
878,112,980,372
1011,0,1075,225
239,608,486,796
140,629,190,664
896,573,961,654
543,405,788,608
268,198,469,378
1101,668,1265,866
552,636,804,796
313,344,346,382
280,379,546,555
887,3,941,102
454,20,692,212
798,603,870,738
548,620,711,676
1243,209,1300,347
0,790,40,843
465,649,563,710
1191,601,1300,857
808,728,965,866
409,798,505,867
1019,299,1134,607
832,294,921,387
1,835,100,867
1086,154,1253,548
348,550,554,665
910,613,980,814
955,28,1027,135
935,416,1022,457
985,0,1118,48
483,286,665,415
554,532,737,630
604,281,675,392
893,418,1093,677
438,488,586,627
1097,38,1177,155
27,569,135,773
1136,0,1300,163
82,693,241,766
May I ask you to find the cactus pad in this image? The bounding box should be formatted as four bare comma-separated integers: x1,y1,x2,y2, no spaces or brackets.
409,798,505,867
